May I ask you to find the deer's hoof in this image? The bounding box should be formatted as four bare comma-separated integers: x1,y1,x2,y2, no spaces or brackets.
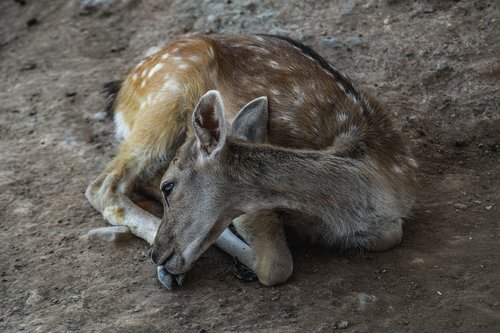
157,266,185,290
231,257,257,282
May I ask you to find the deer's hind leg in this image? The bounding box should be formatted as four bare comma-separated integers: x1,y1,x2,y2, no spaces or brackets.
223,210,293,286
86,108,186,245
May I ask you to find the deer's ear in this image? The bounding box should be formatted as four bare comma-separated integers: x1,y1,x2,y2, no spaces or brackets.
192,90,227,163
231,96,268,144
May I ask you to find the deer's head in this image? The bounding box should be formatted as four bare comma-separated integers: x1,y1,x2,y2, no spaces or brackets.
150,90,268,274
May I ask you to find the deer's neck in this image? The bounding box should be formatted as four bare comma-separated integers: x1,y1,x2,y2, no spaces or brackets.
224,140,375,221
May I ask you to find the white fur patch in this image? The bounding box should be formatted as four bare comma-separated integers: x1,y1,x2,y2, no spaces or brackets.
408,158,418,167
141,68,148,78
336,112,348,123
141,80,147,88
269,60,280,69
178,63,188,69
131,73,138,81
161,53,170,60
148,63,164,78
188,55,200,62
392,165,404,174
114,112,130,141
163,78,180,91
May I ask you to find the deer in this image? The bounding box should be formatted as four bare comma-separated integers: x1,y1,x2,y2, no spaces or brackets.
86,34,418,288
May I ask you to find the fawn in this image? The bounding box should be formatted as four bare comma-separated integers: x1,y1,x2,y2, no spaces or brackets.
86,35,417,287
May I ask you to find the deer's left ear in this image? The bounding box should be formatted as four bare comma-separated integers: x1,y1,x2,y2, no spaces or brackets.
231,96,268,144
192,90,227,163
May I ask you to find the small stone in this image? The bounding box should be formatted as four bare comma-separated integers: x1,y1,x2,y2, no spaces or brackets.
91,111,108,121
21,63,37,71
453,203,467,210
473,200,482,205
65,91,77,97
357,293,377,304
346,36,362,47
485,206,493,211
86,226,133,243
339,0,357,17
26,290,44,305
335,320,350,329
321,37,342,49
271,295,279,301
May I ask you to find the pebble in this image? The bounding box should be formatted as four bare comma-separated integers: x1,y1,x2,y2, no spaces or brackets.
453,203,467,210
91,111,108,121
26,290,44,305
335,320,350,329
357,293,377,304
86,226,133,243
340,0,357,17
346,36,362,47
320,37,342,49
485,206,493,211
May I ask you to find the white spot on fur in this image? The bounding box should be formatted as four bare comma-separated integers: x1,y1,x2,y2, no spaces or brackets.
114,112,130,141
393,165,404,174
118,182,128,193
271,89,281,96
178,63,188,69
292,86,305,104
337,82,346,93
141,80,146,88
144,46,161,57
135,60,145,68
163,78,180,91
161,53,170,60
336,112,348,123
132,73,138,81
148,63,164,78
206,47,214,58
254,36,265,43
269,60,280,69
188,55,200,62
141,68,148,78
324,68,334,77
408,158,418,167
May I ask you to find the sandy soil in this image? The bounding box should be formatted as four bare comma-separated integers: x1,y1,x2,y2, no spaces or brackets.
1,0,499,332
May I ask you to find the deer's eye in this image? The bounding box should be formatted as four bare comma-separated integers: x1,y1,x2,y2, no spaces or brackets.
161,182,175,197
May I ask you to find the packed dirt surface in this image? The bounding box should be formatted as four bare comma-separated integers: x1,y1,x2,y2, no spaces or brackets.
1,0,499,332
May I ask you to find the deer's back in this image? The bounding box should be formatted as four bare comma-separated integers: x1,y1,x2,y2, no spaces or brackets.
115,34,416,181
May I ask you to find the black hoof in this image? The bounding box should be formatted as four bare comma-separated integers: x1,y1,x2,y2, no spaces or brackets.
157,266,185,290
231,257,257,282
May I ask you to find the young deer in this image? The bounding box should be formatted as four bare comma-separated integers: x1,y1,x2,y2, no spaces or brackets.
86,35,417,287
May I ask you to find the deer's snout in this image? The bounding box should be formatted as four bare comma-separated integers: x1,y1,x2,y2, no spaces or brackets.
150,244,172,266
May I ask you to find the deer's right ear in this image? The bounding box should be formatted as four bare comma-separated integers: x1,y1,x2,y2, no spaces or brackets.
192,90,227,163
231,96,268,144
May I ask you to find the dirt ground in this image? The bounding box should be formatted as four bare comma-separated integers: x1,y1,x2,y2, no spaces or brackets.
1,0,499,332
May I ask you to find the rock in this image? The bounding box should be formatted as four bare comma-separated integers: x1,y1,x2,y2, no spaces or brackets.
346,36,362,47
357,293,377,304
86,226,133,243
26,290,44,305
91,111,108,121
21,63,37,71
335,320,350,329
485,206,493,211
453,203,467,210
321,37,342,49
340,0,357,17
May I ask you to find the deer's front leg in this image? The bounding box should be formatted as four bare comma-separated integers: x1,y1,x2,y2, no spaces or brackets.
216,210,293,286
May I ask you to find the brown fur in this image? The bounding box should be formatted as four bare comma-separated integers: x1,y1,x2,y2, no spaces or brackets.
86,35,417,285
